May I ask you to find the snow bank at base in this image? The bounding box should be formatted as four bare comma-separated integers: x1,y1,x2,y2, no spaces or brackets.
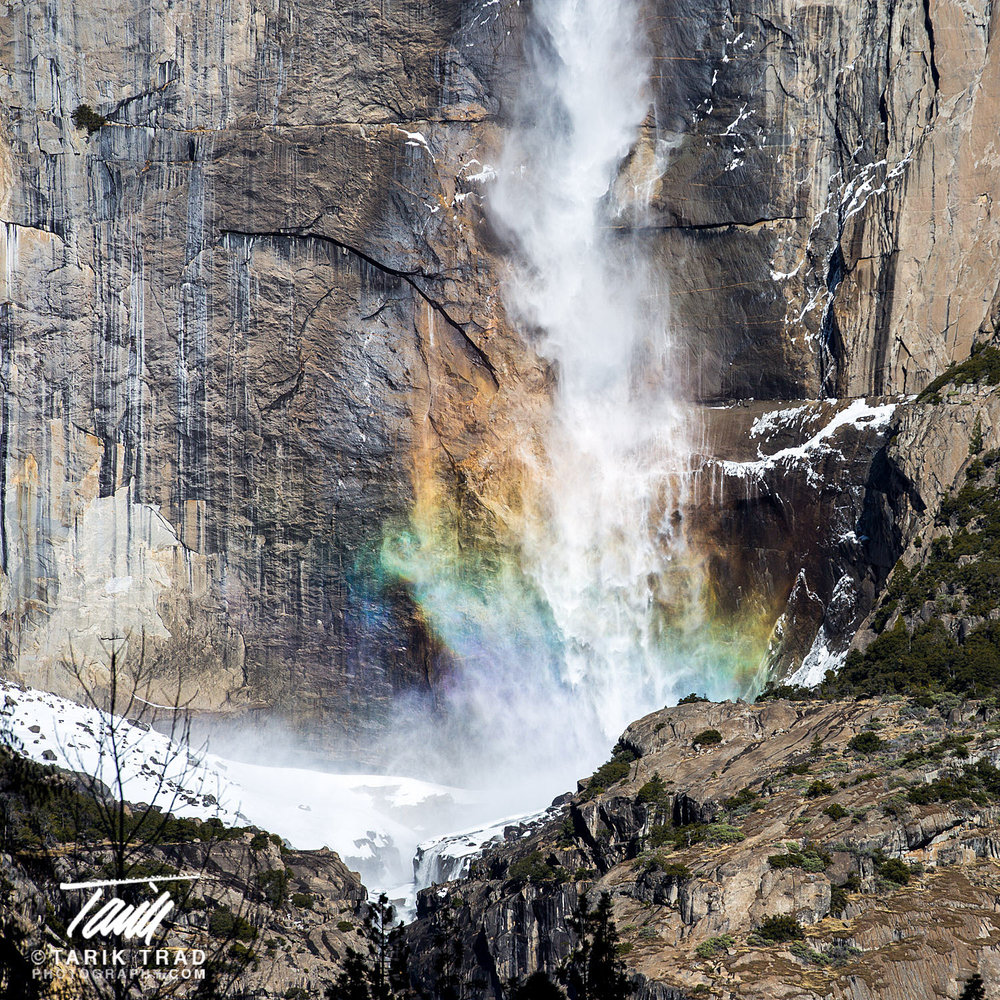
0,682,476,891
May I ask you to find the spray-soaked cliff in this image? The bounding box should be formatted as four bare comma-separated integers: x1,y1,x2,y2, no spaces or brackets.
1,0,999,753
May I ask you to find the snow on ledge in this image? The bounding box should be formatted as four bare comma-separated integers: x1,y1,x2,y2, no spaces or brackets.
719,398,897,486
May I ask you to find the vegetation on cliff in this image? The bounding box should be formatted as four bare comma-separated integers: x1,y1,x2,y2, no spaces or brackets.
917,344,1000,403
762,440,1000,705
401,698,1000,1000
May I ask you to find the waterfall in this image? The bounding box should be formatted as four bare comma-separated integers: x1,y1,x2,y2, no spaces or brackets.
377,0,757,818
490,0,720,740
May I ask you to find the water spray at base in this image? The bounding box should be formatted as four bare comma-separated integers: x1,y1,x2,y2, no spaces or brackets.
362,0,764,899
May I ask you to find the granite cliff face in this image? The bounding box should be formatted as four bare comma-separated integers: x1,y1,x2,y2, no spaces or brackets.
644,0,1000,401
0,0,537,743
1,0,999,742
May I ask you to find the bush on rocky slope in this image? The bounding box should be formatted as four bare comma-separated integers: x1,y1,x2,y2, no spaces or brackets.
756,915,805,942
917,344,1000,403
580,741,640,801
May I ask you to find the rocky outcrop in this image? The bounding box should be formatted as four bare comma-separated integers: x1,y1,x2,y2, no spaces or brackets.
691,398,903,676
401,697,1000,1000
849,379,1000,651
0,751,372,998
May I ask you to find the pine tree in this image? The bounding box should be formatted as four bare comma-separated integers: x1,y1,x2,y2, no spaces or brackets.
327,894,399,1000
560,892,630,1000
970,415,984,456
329,949,373,1000
432,903,465,1000
367,893,397,1000
959,973,986,1000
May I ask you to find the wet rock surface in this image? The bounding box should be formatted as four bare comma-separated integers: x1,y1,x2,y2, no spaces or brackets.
0,0,537,748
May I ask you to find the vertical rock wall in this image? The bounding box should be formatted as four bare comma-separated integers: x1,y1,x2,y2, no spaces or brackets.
0,0,540,748
642,0,1000,401
1,0,997,739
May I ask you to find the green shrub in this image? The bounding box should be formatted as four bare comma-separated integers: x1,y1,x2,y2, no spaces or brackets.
582,741,640,800
648,823,675,849
907,758,1000,806
917,345,1000,402
249,832,270,851
805,780,836,798
767,844,831,873
970,415,985,455
755,683,814,702
556,813,577,846
692,729,723,749
637,772,668,807
648,822,711,850
695,934,734,959
71,103,107,134
848,732,884,754
257,868,291,907
823,803,849,821
789,940,831,965
829,883,849,916
228,940,257,967
507,852,568,886
877,858,911,885
291,893,314,909
813,445,1000,703
721,786,758,812
703,823,745,845
336,920,353,933
959,973,987,1000
644,857,692,880
209,906,256,941
882,794,910,819
678,693,709,705
756,915,804,942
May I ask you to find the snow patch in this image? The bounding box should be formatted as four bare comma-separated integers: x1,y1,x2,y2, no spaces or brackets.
720,399,896,486
749,404,812,440
398,129,433,157
461,160,498,184
0,682,476,893
789,625,848,687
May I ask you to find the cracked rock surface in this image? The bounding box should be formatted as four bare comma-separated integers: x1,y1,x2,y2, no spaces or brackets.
1,0,999,744
402,697,1000,999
